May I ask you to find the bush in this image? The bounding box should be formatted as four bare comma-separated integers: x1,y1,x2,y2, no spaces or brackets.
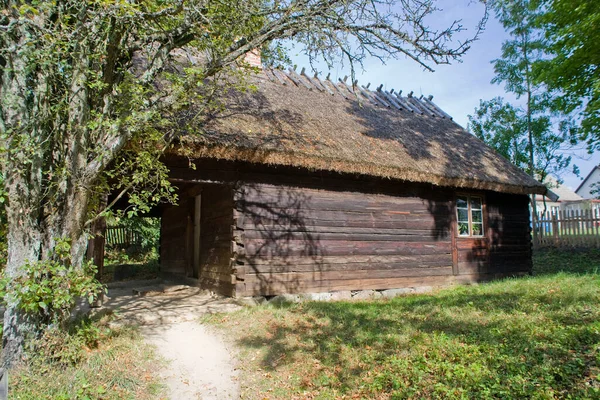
0,238,105,329
11,315,165,399
29,314,113,367
533,247,600,275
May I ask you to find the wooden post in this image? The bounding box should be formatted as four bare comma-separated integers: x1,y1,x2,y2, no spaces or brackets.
193,193,202,279
558,210,564,246
532,208,538,249
552,212,559,247
540,211,545,246
575,209,581,245
86,193,107,282
86,215,106,307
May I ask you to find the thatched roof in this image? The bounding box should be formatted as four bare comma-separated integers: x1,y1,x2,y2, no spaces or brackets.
172,67,548,197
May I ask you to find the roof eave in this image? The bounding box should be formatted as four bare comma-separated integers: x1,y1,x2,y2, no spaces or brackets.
169,144,549,197
545,188,560,202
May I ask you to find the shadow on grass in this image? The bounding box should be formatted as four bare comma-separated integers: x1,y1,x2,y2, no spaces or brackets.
235,275,600,397
533,247,600,275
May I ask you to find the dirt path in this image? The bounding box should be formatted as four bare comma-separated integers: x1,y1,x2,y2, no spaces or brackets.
143,322,240,399
103,281,243,399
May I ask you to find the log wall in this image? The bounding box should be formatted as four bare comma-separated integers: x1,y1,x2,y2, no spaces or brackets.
198,185,236,295
487,192,533,273
160,184,235,296
160,196,192,275
233,182,457,296
161,158,533,297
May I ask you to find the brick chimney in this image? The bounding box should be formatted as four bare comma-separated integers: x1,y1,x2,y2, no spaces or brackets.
244,48,262,68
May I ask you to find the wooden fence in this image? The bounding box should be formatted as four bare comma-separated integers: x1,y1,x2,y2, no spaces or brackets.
105,226,142,248
533,209,600,248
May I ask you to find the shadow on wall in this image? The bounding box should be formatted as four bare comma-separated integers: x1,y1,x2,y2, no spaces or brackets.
179,79,525,293
427,199,453,241
235,183,325,295
233,180,457,296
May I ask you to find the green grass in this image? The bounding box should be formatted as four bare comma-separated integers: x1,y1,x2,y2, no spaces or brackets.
10,317,165,399
205,250,600,399
533,247,600,275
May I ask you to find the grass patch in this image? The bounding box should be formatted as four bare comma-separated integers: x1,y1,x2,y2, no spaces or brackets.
100,261,160,284
206,272,600,398
533,247,600,275
10,315,164,399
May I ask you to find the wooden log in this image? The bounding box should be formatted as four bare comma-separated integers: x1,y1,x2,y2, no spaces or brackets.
237,274,488,296
271,68,290,86
243,259,453,274
457,261,487,275
245,240,451,257
242,266,453,284
241,253,450,266
240,216,441,231
288,68,314,90
263,68,277,82
242,228,447,240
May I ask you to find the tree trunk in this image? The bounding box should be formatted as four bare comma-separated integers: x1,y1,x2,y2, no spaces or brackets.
1,173,43,367
1,174,92,368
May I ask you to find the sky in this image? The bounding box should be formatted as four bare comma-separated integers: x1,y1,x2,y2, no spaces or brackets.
289,1,599,192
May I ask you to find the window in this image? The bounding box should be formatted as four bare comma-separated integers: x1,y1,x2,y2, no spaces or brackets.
456,195,484,237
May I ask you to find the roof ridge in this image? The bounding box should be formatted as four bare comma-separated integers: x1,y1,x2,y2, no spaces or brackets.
576,165,600,193
263,67,453,121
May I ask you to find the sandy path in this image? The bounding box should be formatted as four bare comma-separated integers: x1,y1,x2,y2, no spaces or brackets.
143,322,240,400
103,282,243,399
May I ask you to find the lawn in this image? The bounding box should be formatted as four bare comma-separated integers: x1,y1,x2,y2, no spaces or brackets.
205,250,600,399
10,316,165,399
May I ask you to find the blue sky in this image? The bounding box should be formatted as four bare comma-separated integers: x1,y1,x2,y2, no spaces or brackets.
290,1,598,191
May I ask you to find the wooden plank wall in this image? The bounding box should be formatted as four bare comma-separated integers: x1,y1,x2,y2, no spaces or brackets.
160,197,192,275
487,192,533,274
234,182,456,296
160,184,236,296
164,158,534,297
198,185,236,295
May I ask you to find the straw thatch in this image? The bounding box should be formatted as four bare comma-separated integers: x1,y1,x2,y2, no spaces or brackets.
170,67,548,197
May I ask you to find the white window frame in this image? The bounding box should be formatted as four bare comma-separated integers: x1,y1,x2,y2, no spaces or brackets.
456,194,485,238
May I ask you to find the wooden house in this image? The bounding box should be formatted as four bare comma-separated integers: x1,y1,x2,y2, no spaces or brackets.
576,165,600,199
157,66,551,298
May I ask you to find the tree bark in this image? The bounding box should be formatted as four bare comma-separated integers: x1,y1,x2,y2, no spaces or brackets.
1,173,93,368
1,172,43,368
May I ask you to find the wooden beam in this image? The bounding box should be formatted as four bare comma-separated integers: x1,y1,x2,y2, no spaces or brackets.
423,97,453,120
393,92,418,113
288,68,313,90
360,85,390,107
380,90,405,111
270,68,289,85
193,193,202,279
263,68,277,82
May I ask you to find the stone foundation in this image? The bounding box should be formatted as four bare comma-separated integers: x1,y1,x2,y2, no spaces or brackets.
242,286,439,305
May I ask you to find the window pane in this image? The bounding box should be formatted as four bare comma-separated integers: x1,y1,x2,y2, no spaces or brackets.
457,209,469,222
472,210,483,223
458,222,469,236
471,196,482,210
472,223,483,236
457,196,468,209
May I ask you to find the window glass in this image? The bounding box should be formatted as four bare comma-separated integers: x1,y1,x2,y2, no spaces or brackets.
472,210,482,223
456,195,485,237
457,209,469,222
